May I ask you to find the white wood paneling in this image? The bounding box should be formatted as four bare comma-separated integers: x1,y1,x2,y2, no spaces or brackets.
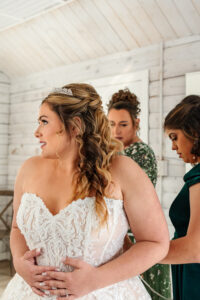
174,0,200,34
156,0,192,36
79,0,119,52
69,1,109,55
138,0,177,39
0,104,9,113
0,0,64,20
164,40,200,78
58,6,99,58
122,0,162,43
49,10,88,60
1,0,200,78
66,2,107,57
107,0,150,47
0,114,8,124
0,125,8,134
94,0,139,49
0,135,9,145
0,72,9,188
31,16,75,64
192,0,200,14
186,71,200,95
0,0,68,30
10,43,160,93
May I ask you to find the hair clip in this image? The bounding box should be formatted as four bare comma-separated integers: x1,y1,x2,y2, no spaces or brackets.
52,87,73,96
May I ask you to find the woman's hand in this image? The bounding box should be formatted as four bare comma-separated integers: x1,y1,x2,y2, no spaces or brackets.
44,257,98,299
14,248,58,297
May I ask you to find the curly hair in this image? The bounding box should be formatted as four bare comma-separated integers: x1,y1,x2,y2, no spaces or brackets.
42,83,123,225
107,88,141,125
164,95,200,156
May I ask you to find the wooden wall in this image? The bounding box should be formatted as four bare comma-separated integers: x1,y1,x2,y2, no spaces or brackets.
0,72,9,189
0,72,10,256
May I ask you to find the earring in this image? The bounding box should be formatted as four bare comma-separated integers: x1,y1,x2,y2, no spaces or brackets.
193,155,197,162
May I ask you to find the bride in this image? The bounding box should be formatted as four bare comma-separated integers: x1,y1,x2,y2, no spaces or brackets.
2,83,169,299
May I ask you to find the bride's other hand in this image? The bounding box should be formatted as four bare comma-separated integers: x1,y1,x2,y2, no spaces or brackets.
44,257,98,299
14,248,57,296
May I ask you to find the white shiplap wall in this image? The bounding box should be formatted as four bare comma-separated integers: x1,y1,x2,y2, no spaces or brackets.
6,34,200,239
0,72,11,257
0,72,9,189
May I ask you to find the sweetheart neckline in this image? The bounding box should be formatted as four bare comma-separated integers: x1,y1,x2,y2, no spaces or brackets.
21,192,123,218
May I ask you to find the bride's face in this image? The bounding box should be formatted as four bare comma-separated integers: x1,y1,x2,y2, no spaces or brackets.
34,103,73,159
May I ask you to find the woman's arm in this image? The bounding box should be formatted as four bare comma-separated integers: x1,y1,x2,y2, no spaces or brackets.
44,156,169,299
11,162,30,264
10,158,57,296
162,182,200,264
92,156,169,285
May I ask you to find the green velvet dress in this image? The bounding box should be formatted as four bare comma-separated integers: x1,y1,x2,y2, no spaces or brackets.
169,163,200,300
124,142,171,300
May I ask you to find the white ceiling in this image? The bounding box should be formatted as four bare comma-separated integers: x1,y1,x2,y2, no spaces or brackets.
1,0,200,78
0,0,70,30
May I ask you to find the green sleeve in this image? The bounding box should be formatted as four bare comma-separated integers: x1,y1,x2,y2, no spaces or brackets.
124,144,157,186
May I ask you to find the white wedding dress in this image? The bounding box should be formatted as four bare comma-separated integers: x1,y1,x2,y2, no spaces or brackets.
2,193,150,300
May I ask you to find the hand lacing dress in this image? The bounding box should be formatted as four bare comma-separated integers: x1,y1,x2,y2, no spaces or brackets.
2,193,151,300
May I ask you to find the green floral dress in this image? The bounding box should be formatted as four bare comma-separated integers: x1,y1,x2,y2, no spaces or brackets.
124,142,171,300
124,142,157,186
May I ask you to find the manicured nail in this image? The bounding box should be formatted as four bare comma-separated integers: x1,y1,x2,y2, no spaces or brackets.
42,272,47,276
55,268,61,271
39,282,45,286
36,248,41,254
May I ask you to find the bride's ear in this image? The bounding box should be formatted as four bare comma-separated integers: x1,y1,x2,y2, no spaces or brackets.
71,116,82,137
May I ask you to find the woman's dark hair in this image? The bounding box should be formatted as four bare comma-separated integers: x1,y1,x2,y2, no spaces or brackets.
164,95,200,156
107,88,141,125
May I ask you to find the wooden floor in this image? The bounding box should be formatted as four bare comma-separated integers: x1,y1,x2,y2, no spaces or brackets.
0,260,13,298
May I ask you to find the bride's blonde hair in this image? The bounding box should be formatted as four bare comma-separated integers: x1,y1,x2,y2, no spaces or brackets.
42,83,122,225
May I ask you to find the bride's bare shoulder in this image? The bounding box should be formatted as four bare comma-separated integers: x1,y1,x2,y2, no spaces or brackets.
22,156,45,167
18,156,47,176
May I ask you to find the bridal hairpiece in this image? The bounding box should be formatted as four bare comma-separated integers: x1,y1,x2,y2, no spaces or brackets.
52,87,73,96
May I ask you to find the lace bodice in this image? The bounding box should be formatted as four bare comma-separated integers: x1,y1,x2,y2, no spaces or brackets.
17,193,129,270
2,193,150,299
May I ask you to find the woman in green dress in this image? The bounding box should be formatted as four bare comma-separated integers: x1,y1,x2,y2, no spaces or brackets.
107,88,171,300
162,95,200,300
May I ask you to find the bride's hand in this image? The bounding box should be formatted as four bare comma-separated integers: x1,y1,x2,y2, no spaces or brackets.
14,248,58,297
44,257,98,299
